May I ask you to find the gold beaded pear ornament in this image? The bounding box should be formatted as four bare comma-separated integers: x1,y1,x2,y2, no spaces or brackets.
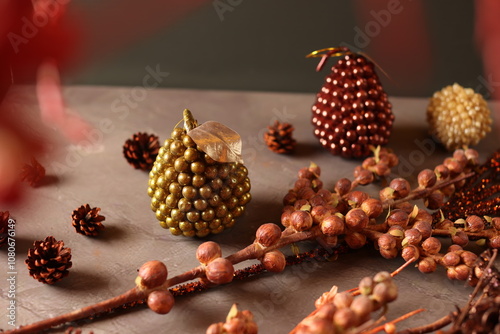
427,83,492,151
148,109,251,237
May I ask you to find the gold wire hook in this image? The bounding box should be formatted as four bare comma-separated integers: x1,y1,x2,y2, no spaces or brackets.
305,47,352,72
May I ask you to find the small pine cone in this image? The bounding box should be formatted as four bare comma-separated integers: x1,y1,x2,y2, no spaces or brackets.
264,121,297,154
0,211,13,248
123,132,160,171
427,83,492,150
25,236,72,284
72,204,105,236
19,157,46,187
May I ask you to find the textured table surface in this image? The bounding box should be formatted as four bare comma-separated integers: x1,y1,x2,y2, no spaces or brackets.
1,86,499,333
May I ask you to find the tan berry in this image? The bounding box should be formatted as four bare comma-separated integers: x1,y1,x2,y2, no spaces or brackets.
137,260,168,289
465,215,484,233
387,209,409,228
442,251,461,267
345,231,367,249
401,245,420,262
320,215,345,236
360,198,383,219
418,169,437,188
421,237,441,255
418,257,437,273
205,258,234,284
196,241,222,265
345,208,369,231
290,210,314,231
255,223,282,247
334,178,351,196
147,290,175,314
261,250,286,273
389,178,411,198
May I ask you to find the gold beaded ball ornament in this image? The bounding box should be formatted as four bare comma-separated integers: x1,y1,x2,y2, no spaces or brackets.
427,83,492,151
148,110,251,237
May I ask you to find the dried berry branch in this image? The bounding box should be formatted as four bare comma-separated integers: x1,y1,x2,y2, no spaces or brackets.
7,148,500,333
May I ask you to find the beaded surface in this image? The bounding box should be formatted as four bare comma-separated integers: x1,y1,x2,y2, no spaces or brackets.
311,51,394,158
427,83,492,150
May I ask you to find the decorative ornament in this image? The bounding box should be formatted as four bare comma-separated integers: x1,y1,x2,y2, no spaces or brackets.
123,132,160,171
427,83,492,150
25,236,72,284
148,109,251,237
263,121,297,154
19,157,46,187
71,204,105,236
0,211,13,248
206,304,258,334
435,149,500,222
307,47,394,158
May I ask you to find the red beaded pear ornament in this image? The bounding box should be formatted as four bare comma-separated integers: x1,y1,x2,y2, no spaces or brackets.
308,47,394,158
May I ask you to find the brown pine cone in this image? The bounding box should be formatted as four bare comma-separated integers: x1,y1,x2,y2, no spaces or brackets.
72,204,105,236
264,121,297,154
19,157,46,187
123,132,160,171
0,211,13,248
25,236,72,284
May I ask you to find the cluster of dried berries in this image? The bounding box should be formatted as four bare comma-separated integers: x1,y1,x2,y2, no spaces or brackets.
427,83,492,151
280,147,500,286
354,146,398,183
19,157,46,187
206,304,257,334
25,236,72,284
263,120,297,154
123,132,160,171
71,204,105,237
148,121,251,237
293,271,398,333
0,211,13,248
309,47,394,158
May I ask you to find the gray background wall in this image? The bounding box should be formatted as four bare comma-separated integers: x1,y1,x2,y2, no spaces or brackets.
68,1,484,98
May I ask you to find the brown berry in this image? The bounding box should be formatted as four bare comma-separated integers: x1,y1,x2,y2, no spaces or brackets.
418,257,437,273
389,178,411,198
379,187,395,202
454,264,471,281
320,215,345,236
261,250,286,273
345,191,369,208
205,258,234,284
465,215,484,233
360,198,383,219
442,252,461,267
196,241,222,265
401,245,420,262
345,208,368,231
412,220,432,239
147,290,175,314
137,261,168,289
417,169,437,188
333,291,353,309
492,217,500,231
421,237,441,255
345,231,367,249
334,178,351,196
290,210,314,231
460,251,478,267
358,277,374,296
434,164,449,180
255,223,282,247
333,307,359,329
311,205,337,225
424,191,444,210
403,228,422,245
378,233,396,250
452,230,469,247
386,209,409,228
350,295,373,321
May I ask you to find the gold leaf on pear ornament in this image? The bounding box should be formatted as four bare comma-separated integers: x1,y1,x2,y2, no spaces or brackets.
187,121,243,164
